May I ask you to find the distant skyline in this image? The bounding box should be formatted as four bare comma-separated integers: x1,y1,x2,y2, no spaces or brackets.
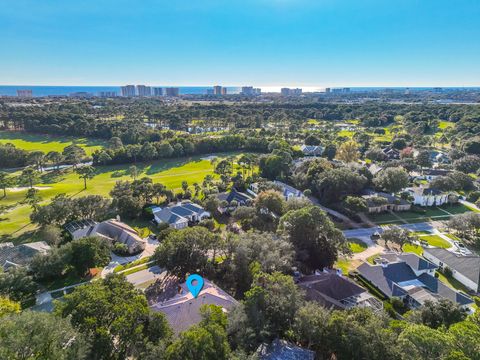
1,0,479,87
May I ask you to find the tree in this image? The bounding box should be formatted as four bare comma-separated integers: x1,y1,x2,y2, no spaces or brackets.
454,155,480,173
45,151,64,170
109,136,124,150
62,144,86,168
373,167,409,193
56,274,172,359
0,312,88,359
415,149,432,168
381,226,415,248
397,323,454,360
278,206,348,271
215,159,233,176
365,147,387,162
228,272,304,350
259,154,291,180
254,190,286,216
68,236,111,276
129,165,139,180
314,167,367,203
462,136,480,155
0,171,12,197
342,196,368,213
323,143,337,160
18,166,39,188
0,267,38,303
227,231,294,296
28,150,45,171
405,299,467,329
336,140,359,163
76,165,96,189
24,187,42,210
153,227,220,278
0,296,20,318
305,134,321,146
166,305,231,360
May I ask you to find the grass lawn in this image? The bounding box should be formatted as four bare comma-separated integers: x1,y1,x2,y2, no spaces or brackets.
337,130,355,138
402,243,423,256
348,238,368,253
368,204,473,225
419,235,451,248
438,121,455,130
334,258,354,274
0,131,105,156
0,152,248,242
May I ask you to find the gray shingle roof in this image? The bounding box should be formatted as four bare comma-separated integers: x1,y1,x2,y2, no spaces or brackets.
0,242,51,270
257,339,315,360
424,248,480,286
397,253,438,271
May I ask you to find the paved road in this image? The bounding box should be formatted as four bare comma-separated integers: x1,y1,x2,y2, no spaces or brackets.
125,265,166,286
343,222,437,240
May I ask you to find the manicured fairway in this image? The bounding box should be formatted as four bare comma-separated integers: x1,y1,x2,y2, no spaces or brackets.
0,152,248,242
0,131,105,155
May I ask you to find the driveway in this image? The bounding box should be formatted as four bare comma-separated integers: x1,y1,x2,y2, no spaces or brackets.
125,265,166,286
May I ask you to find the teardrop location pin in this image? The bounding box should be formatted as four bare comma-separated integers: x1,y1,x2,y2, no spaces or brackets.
186,274,204,298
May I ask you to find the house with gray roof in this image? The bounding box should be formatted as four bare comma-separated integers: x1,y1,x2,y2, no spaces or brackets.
256,339,315,360
68,219,147,255
217,189,254,214
273,181,305,201
357,252,473,309
0,242,51,271
297,270,383,311
300,144,324,156
423,248,480,293
153,201,210,229
361,190,411,213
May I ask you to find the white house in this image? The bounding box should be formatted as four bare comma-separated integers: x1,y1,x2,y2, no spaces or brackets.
273,180,305,200
300,145,324,156
406,187,451,207
153,202,210,229
423,248,480,293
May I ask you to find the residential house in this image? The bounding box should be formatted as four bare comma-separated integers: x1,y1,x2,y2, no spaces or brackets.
273,180,305,200
0,242,51,271
217,189,254,214
67,219,147,255
153,202,210,229
256,339,315,360
410,168,452,182
357,252,473,309
300,144,324,157
150,278,238,334
424,248,480,293
382,147,400,160
406,186,453,206
362,190,411,213
368,164,383,176
297,270,383,311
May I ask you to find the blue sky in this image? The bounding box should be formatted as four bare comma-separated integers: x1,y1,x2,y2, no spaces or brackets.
1,0,479,87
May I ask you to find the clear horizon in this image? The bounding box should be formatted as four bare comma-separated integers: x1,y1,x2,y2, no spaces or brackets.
1,0,479,86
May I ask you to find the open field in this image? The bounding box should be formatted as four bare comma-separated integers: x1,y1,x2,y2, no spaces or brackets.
0,152,248,242
0,131,105,156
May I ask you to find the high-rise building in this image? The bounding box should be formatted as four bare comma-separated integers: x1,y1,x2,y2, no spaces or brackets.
165,87,180,97
98,91,117,97
325,88,331,93
136,85,152,97
221,87,227,95
17,89,33,97
213,85,223,95
241,86,254,96
153,87,163,96
281,88,302,96
121,85,136,97
253,88,261,95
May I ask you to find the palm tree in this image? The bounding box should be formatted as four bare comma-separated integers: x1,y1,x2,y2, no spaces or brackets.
75,165,96,189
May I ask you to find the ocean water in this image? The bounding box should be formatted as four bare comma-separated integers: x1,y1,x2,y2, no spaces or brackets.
0,86,242,97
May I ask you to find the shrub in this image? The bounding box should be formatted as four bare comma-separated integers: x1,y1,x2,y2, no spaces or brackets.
113,242,129,256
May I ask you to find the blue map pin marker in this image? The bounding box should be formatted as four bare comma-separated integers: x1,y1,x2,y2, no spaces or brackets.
186,274,204,298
